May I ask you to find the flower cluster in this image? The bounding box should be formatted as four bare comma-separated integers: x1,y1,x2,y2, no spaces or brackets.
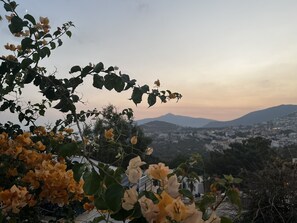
0,185,35,214
0,129,84,217
121,156,221,223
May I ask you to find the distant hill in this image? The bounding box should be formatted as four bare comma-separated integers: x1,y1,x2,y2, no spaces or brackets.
139,121,180,133
204,104,297,128
136,113,215,128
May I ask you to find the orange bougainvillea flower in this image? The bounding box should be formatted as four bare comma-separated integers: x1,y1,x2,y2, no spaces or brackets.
154,79,160,87
122,187,138,211
7,168,18,177
147,163,170,181
126,156,146,184
165,197,190,222
156,191,174,222
104,128,114,140
138,196,160,223
33,126,47,136
35,141,46,151
0,185,34,214
83,202,95,211
15,132,33,146
130,136,138,145
145,147,154,155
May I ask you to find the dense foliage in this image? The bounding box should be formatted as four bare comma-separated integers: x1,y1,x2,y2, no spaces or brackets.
83,105,154,168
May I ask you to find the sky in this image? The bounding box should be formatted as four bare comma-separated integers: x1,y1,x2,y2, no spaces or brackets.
1,0,297,122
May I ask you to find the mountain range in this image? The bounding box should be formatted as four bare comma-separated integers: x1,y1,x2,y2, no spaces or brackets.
136,104,297,128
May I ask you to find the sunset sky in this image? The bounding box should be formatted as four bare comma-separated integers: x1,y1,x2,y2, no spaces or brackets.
1,0,297,122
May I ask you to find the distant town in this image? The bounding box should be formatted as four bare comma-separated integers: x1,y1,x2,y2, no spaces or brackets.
140,111,297,162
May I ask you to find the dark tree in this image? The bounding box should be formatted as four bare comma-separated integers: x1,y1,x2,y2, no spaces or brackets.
84,105,153,168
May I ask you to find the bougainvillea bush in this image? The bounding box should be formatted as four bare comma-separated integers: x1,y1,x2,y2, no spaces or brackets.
0,1,240,222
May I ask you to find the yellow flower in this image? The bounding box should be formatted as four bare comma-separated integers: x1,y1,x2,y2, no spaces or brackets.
127,156,146,170
147,163,170,181
104,128,114,140
35,141,46,151
34,126,47,136
165,198,191,222
165,175,180,198
0,185,32,214
83,202,95,211
122,187,138,210
154,79,160,87
138,196,160,223
16,132,32,146
39,16,49,25
156,191,174,222
5,14,13,22
130,136,138,145
182,204,203,223
126,167,143,184
145,147,154,155
64,128,74,134
126,156,146,184
7,168,18,177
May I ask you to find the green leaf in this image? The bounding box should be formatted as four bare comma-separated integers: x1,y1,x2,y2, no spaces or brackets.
120,74,130,82
197,194,216,213
70,65,81,73
32,53,40,63
91,215,106,223
104,73,115,90
9,16,24,33
81,65,93,77
147,93,156,107
57,142,80,158
111,208,133,221
0,101,10,111
4,3,13,12
23,70,36,84
40,47,51,58
83,169,101,195
21,58,34,69
125,79,136,90
131,87,143,105
114,76,125,92
24,14,36,25
94,196,108,211
140,84,149,93
105,66,114,72
21,37,33,50
66,30,72,38
72,163,86,182
233,177,243,184
50,42,56,50
71,94,79,103
226,188,241,210
220,216,233,223
18,112,25,122
105,184,124,212
58,39,63,46
93,62,104,73
179,189,194,201
223,175,234,183
93,74,104,89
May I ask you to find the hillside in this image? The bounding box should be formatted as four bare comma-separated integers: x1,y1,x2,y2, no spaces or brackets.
136,113,215,128
139,120,181,133
204,104,297,128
